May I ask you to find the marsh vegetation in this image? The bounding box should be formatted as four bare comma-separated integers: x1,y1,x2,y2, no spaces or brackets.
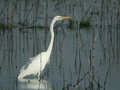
0,0,119,90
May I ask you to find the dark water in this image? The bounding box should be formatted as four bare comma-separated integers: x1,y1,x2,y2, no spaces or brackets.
0,0,120,90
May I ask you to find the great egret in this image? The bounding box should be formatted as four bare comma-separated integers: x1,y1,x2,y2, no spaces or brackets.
18,16,72,79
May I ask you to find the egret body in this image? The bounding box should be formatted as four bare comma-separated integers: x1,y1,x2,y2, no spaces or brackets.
18,16,72,79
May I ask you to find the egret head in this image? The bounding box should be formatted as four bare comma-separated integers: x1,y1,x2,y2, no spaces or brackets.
54,16,72,21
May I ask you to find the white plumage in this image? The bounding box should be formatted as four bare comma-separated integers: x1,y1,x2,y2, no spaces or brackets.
18,16,72,80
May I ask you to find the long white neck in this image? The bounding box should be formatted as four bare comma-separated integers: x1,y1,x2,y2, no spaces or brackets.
46,19,56,59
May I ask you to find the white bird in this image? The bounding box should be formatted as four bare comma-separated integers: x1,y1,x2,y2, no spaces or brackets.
18,16,72,80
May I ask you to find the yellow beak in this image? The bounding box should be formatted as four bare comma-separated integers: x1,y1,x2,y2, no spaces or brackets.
62,16,72,20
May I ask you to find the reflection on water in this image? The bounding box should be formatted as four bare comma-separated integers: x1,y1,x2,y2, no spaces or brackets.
18,79,51,90
0,0,120,90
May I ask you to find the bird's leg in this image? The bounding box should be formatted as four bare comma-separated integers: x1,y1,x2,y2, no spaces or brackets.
37,72,41,81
